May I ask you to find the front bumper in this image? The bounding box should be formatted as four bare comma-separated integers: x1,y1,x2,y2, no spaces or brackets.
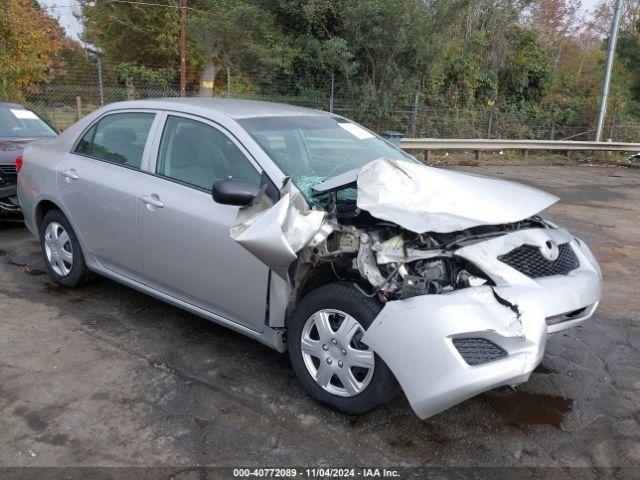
362,228,602,419
0,182,21,218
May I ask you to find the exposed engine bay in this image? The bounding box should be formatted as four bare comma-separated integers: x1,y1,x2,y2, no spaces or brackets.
299,208,551,301
231,157,560,305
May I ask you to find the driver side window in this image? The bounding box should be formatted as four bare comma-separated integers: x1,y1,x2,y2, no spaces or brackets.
156,116,261,191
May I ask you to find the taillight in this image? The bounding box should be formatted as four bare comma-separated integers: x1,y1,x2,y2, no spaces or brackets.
15,155,23,173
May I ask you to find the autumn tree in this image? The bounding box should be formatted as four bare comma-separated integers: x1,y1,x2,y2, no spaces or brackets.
0,0,64,100
590,0,640,36
527,0,582,67
51,38,97,85
79,0,181,66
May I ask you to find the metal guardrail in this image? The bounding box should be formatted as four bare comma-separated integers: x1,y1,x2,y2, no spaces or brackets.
400,138,640,152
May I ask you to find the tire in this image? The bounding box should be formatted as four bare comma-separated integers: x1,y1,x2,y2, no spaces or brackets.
40,209,91,288
288,282,400,415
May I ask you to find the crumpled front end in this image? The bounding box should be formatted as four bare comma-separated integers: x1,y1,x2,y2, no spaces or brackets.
362,229,601,419
228,157,602,419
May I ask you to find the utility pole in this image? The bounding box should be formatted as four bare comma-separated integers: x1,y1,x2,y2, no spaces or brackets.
179,0,187,97
595,0,623,142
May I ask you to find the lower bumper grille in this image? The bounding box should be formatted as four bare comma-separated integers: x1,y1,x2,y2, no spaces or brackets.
499,243,579,278
0,165,17,176
452,338,507,366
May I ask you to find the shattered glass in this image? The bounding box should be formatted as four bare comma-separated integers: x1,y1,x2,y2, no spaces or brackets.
294,175,329,206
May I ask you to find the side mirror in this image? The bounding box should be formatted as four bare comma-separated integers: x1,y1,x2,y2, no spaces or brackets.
212,178,261,207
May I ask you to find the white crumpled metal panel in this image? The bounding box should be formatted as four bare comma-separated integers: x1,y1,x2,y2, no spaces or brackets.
357,158,559,233
230,192,326,280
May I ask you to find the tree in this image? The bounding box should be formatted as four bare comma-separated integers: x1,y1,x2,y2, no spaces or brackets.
115,63,174,97
0,0,64,100
51,38,97,86
58,0,640,138
79,0,181,66
187,0,293,96
498,27,553,106
590,0,640,36
425,0,543,108
262,0,431,125
527,0,582,66
585,1,640,122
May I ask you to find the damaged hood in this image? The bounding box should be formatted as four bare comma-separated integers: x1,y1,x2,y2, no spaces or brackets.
315,158,559,233
231,158,558,281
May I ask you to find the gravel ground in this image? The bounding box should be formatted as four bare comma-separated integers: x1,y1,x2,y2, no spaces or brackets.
0,164,639,473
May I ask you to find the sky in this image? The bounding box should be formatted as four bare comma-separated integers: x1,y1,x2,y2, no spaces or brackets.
40,0,83,42
40,0,603,44
579,0,603,18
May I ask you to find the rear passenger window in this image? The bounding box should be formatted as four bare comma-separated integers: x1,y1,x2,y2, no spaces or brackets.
74,113,155,168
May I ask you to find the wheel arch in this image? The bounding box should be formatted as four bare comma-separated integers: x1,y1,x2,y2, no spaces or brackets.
294,264,338,304
34,199,92,268
285,263,375,330
35,199,62,236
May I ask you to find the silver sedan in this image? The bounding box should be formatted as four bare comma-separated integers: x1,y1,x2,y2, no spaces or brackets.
17,99,602,419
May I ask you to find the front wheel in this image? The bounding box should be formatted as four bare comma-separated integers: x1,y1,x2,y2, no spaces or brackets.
288,283,399,415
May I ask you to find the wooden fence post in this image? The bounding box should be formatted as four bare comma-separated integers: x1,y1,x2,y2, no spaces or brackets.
76,96,82,121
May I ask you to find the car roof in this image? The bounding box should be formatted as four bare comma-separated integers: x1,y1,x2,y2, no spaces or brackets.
104,98,331,120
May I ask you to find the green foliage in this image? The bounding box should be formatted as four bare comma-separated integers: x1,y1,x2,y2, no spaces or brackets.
498,28,553,106
79,0,180,66
114,63,173,90
187,0,294,89
68,0,640,133
615,29,640,100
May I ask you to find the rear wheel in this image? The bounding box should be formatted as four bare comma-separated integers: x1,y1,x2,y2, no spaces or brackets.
288,283,399,415
40,209,90,287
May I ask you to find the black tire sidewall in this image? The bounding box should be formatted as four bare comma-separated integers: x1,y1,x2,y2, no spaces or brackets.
288,282,399,415
40,209,89,287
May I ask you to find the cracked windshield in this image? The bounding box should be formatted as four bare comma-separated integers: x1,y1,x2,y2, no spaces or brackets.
238,115,416,199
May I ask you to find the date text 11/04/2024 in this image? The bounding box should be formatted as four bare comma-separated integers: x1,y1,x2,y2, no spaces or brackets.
232,468,401,478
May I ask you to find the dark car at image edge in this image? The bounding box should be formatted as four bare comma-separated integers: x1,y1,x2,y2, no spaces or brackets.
0,102,57,219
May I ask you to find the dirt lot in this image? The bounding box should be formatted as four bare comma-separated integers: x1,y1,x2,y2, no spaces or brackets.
1,164,639,472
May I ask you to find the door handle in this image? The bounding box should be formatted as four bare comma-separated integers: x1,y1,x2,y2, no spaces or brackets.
62,169,79,180
141,194,164,208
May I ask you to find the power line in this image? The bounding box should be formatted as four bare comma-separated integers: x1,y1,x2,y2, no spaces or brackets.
47,0,211,15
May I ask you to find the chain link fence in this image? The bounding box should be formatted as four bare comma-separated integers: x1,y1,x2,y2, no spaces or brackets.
20,65,640,142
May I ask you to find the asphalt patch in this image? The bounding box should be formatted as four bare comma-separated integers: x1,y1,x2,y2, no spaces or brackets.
485,391,573,428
